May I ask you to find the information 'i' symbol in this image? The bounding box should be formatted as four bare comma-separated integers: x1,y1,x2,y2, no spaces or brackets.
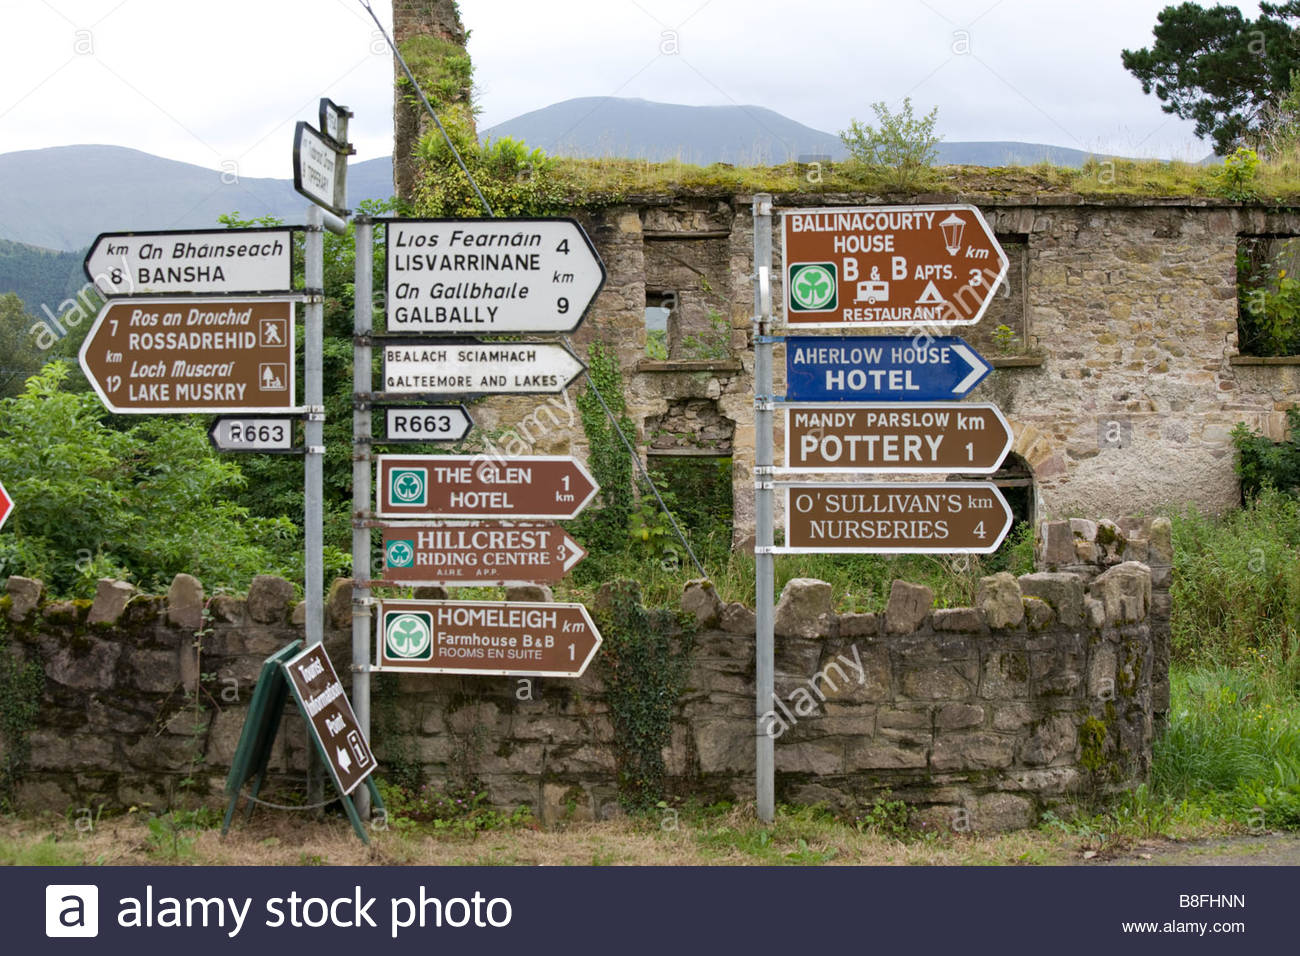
789,263,837,311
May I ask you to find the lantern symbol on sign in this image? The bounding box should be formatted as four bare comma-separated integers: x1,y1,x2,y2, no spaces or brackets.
940,213,966,256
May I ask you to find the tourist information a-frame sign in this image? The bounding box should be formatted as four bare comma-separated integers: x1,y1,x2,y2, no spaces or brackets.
221,642,384,844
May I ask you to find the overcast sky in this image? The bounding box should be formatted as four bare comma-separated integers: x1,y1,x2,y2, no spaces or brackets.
0,0,1262,178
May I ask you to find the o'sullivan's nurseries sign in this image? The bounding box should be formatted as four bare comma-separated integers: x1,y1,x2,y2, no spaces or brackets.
384,218,605,333
79,297,296,413
783,482,1013,554
377,599,602,678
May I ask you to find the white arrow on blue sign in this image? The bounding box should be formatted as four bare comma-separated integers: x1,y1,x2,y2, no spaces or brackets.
784,335,992,402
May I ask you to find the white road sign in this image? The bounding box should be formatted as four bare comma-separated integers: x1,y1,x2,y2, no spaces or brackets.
384,218,606,334
381,404,474,443
382,341,586,395
209,416,298,453
293,121,348,216
84,229,296,297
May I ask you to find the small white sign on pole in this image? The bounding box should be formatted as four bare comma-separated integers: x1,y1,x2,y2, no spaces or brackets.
293,122,349,217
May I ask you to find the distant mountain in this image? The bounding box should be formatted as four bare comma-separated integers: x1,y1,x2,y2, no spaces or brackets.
0,102,1135,255
0,239,86,315
0,146,395,252
482,97,1107,168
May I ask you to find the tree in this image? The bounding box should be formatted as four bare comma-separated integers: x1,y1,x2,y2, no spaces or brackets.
1122,2,1300,155
0,293,44,398
0,363,300,596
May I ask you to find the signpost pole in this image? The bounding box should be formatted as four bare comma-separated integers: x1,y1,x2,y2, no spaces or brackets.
352,215,374,822
305,204,325,647
304,204,326,808
753,194,775,825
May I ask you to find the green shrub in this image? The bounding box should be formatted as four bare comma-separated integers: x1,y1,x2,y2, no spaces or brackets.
1233,410,1300,493
1214,146,1261,201
839,98,942,191
1170,487,1300,663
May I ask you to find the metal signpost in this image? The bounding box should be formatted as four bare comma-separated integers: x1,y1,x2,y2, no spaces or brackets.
352,212,608,820
376,599,602,678
381,340,586,395
84,228,296,297
379,404,473,443
79,297,296,413
378,522,586,586
383,218,605,334
296,100,354,813
783,403,1013,474
781,203,1007,329
785,334,991,402
752,198,1012,822
376,454,599,520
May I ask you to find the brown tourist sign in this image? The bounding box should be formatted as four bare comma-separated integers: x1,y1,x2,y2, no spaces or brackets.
379,522,586,586
781,204,1007,328
780,481,1013,554
376,599,602,678
78,297,296,413
784,403,1013,474
376,454,598,520
281,643,375,795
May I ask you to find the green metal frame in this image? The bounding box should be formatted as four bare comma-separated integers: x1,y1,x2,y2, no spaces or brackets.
221,641,384,844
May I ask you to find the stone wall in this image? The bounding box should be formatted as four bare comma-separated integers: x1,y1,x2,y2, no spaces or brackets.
2,518,1165,831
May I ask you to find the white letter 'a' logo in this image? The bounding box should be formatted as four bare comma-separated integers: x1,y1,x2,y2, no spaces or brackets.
45,885,99,937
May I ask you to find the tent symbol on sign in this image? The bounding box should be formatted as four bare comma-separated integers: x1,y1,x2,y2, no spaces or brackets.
915,281,945,306
258,363,287,391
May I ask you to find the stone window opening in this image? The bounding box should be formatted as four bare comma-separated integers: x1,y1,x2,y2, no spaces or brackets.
972,233,1030,357
645,291,677,360
1236,234,1300,358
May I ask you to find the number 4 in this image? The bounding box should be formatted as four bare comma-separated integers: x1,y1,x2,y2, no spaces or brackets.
556,238,570,254
973,521,986,539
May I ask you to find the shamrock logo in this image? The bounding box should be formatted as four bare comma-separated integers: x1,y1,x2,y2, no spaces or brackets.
390,468,427,505
386,540,415,568
386,612,432,659
790,263,837,311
